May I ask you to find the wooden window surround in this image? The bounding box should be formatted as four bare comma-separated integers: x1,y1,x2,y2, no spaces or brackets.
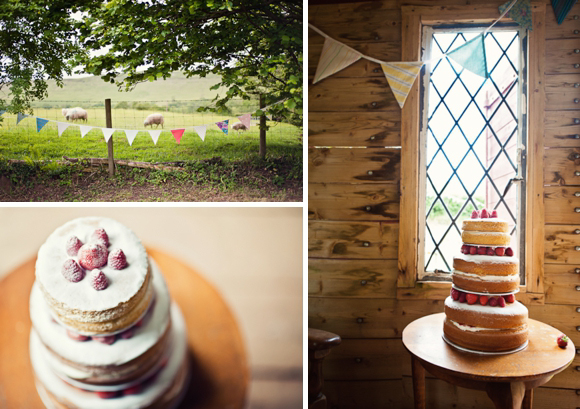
396,4,545,304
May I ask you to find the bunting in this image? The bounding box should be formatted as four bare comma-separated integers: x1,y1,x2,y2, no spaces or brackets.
124,130,138,146
57,122,70,136
36,118,49,132
79,125,93,138
171,129,185,144
102,128,115,143
148,130,161,145
17,113,28,124
447,34,489,79
551,0,577,24
238,113,252,129
500,0,533,31
193,125,207,141
313,37,362,84
216,120,229,135
0,111,5,116
381,63,424,108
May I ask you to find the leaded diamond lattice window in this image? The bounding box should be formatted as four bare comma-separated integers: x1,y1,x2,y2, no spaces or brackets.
419,25,527,281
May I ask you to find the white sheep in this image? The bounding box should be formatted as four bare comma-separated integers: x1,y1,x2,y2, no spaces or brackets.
232,122,248,134
62,107,88,122
144,113,164,129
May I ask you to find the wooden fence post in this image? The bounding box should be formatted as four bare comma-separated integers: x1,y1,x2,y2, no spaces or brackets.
105,98,115,176
259,94,266,158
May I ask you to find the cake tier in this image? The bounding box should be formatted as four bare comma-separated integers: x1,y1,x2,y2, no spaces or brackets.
36,217,151,334
30,303,189,409
443,317,528,352
461,230,511,247
444,296,528,329
30,259,171,385
453,254,518,276
452,272,520,293
462,219,509,233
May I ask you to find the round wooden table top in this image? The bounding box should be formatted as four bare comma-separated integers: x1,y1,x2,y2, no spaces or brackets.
0,248,249,409
402,313,575,383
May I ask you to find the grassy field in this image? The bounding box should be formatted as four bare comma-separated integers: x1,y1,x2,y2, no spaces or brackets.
0,108,301,163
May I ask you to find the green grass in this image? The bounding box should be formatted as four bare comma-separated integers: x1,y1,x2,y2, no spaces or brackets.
0,108,302,163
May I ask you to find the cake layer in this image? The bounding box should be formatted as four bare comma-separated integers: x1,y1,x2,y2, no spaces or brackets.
452,271,520,293
444,296,528,329
461,230,511,246
453,254,518,276
443,318,528,352
30,302,189,409
462,219,509,233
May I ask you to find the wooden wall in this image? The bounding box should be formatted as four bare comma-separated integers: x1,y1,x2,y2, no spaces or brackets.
308,1,580,407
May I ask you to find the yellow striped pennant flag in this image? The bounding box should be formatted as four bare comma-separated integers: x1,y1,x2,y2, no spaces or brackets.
313,37,362,84
381,62,424,108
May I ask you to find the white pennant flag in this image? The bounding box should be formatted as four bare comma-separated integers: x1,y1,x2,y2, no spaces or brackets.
57,122,70,137
313,37,362,84
193,125,207,141
124,129,138,146
148,130,161,145
79,125,93,138
102,128,115,143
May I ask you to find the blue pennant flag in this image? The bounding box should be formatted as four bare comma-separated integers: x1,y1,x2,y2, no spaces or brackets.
36,118,49,132
0,111,5,116
17,113,28,124
447,34,489,79
551,0,577,24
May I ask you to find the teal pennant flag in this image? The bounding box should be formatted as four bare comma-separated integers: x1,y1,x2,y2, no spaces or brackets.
551,0,577,24
447,34,489,79
17,113,28,124
500,0,533,31
36,118,49,132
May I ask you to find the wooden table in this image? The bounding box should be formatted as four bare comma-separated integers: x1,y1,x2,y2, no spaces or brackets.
402,313,575,409
0,249,249,409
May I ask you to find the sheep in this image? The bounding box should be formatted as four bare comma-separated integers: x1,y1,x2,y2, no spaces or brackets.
232,122,248,134
62,107,88,122
144,113,164,129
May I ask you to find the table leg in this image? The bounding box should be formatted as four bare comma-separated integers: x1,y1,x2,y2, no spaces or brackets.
486,382,525,409
411,356,425,409
522,388,533,409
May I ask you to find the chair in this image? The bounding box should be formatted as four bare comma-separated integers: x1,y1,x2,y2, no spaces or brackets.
308,328,342,409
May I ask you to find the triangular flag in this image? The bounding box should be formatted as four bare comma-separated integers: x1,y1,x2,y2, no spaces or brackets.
57,122,70,136
149,130,161,145
193,125,207,141
36,118,49,132
102,128,115,143
0,111,5,116
79,125,93,138
551,0,577,24
238,113,251,129
171,129,185,144
17,113,28,124
381,62,424,108
500,0,533,31
447,34,489,79
124,129,138,146
216,120,229,135
313,37,362,84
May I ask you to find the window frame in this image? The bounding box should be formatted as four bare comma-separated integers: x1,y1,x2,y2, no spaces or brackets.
396,4,545,304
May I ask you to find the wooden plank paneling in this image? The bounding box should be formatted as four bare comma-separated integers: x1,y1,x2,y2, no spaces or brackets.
546,10,580,40
544,111,580,146
528,303,580,345
545,73,580,91
308,112,401,147
544,186,580,224
309,183,400,221
324,338,404,380
545,38,580,74
544,264,580,305
545,91,580,111
548,357,580,389
308,259,398,298
309,148,401,184
325,379,403,409
309,77,400,112
545,224,580,264
543,147,580,186
309,220,398,259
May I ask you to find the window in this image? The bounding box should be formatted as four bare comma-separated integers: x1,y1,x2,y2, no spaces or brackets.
419,25,527,283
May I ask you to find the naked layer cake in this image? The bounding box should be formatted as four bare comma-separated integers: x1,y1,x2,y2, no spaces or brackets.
443,209,529,353
29,217,190,408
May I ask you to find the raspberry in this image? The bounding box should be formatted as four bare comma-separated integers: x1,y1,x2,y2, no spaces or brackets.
504,294,515,303
62,259,85,283
66,236,83,256
123,384,142,395
477,246,487,255
488,297,498,307
91,228,109,247
471,210,479,219
557,334,569,349
480,209,489,218
66,330,90,342
495,247,505,256
479,295,489,306
490,210,498,218
458,292,467,303
505,247,514,257
466,293,478,304
469,246,477,255
486,247,495,256
451,288,460,301
497,296,506,307
461,244,468,254
135,318,144,328
108,249,127,270
120,328,135,339
96,391,119,399
79,243,108,270
93,335,116,345
91,269,108,291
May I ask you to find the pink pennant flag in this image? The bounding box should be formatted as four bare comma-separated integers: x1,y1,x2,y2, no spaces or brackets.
238,113,251,129
171,129,185,144
313,37,362,84
215,120,229,135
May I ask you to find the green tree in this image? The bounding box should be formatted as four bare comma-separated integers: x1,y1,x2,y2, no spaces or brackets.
75,0,302,126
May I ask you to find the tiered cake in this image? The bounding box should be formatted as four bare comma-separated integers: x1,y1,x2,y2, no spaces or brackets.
442,209,529,352
29,217,189,408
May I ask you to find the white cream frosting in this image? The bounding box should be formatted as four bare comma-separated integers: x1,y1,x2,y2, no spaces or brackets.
454,254,519,264
35,217,149,312
450,320,526,332
463,231,510,237
463,218,509,225
30,259,170,367
453,270,520,282
445,296,528,316
30,302,188,409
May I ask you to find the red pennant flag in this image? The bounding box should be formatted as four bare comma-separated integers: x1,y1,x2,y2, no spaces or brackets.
171,129,185,144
